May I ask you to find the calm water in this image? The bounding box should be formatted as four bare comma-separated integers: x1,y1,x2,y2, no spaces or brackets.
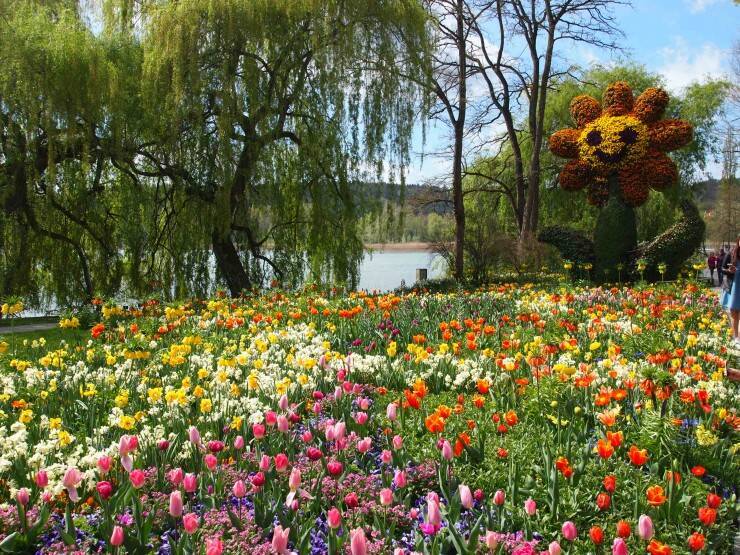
358,250,445,292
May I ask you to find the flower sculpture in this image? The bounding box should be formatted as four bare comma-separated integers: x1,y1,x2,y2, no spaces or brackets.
549,82,693,207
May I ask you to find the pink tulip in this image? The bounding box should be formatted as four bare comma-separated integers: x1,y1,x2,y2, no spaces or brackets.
342,381,353,393
129,469,146,489
427,497,441,528
169,490,183,517
42,491,53,504
493,489,505,505
265,411,278,426
277,415,290,433
183,512,199,534
301,430,313,443
62,467,82,502
612,538,628,555
459,485,473,510
278,394,289,411
96,481,113,500
354,412,368,425
334,386,343,400
441,440,453,460
485,531,499,550
119,434,138,455
275,453,289,472
325,424,336,442
252,423,266,439
562,521,577,542
549,541,562,555
97,456,112,475
394,549,405,555
359,397,370,410
334,421,346,441
233,435,245,450
349,528,367,555
110,525,124,547
183,473,197,493
637,514,653,540
16,488,29,506
271,525,290,554
357,437,372,453
259,455,271,472
205,537,224,555
157,439,170,450
394,470,407,489
289,468,302,490
327,460,343,476
204,454,218,471
207,440,224,453
387,402,398,421
380,450,392,464
313,401,322,415
380,488,393,506
524,497,537,516
392,435,403,450
233,480,247,498
168,467,184,486
327,507,341,529
35,470,49,488
188,426,202,447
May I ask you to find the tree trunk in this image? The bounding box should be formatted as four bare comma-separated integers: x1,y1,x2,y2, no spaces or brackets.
212,232,251,296
452,0,466,281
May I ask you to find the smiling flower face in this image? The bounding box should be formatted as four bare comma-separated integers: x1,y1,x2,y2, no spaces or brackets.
549,82,693,207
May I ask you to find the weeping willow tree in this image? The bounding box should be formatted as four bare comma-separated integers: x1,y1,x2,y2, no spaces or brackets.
0,1,143,305
126,0,431,295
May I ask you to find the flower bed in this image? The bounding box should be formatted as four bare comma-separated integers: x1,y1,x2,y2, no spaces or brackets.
0,283,737,554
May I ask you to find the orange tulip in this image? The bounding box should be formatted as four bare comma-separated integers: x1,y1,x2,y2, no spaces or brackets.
596,439,614,459
646,485,667,507
627,445,648,466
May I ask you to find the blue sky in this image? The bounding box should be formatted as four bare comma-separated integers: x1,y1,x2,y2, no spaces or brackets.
405,0,738,183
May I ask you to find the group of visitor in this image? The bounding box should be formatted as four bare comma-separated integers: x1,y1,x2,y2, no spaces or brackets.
712,237,740,343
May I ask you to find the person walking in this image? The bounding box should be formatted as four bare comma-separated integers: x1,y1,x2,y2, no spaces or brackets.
720,237,740,342
707,251,718,285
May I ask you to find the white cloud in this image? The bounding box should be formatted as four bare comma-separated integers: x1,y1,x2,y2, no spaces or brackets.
684,0,723,13
657,38,727,91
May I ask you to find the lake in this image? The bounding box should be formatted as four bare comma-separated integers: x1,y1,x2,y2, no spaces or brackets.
358,249,445,291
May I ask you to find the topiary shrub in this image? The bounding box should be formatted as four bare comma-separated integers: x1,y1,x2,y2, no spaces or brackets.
593,179,637,280
537,226,595,265
636,199,705,281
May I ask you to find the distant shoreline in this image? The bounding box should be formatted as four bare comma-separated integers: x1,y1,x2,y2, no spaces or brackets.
364,242,438,252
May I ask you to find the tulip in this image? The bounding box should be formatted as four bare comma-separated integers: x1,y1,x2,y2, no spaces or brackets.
183,512,199,534
706,492,721,509
485,531,499,551
638,514,654,540
233,435,245,450
252,423,266,439
327,507,342,529
35,470,49,488
493,489,505,505
392,435,403,450
97,456,112,475
616,520,631,538
289,468,302,490
110,525,124,547
16,488,30,507
207,440,224,453
168,467,184,486
354,412,368,425
169,490,183,517
272,525,290,554
459,485,473,510
301,430,313,443
612,538,628,555
62,467,82,502
265,411,278,426
277,415,290,433
275,453,289,472
188,426,202,447
387,402,398,421
96,481,113,501
380,449,392,464
259,455,271,472
596,492,611,511
427,497,441,527
206,537,224,555
129,469,146,489
548,541,562,555
379,488,393,506
344,492,359,508
279,394,289,411
250,472,266,489
687,532,705,552
349,528,367,555
524,497,536,516
334,422,346,440
589,525,604,545
441,440,453,460
357,437,372,453
393,469,407,489
233,480,247,498
183,473,198,493
157,439,170,451
562,521,577,541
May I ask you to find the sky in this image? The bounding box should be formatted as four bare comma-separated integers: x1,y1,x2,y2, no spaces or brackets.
404,0,739,184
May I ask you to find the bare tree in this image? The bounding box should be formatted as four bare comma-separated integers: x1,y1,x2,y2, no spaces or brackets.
467,0,628,239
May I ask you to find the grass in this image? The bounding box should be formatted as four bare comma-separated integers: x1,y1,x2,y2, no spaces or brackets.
0,315,58,327
0,327,88,355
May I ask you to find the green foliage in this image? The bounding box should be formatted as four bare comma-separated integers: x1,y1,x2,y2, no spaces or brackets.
637,200,706,280
536,226,595,265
